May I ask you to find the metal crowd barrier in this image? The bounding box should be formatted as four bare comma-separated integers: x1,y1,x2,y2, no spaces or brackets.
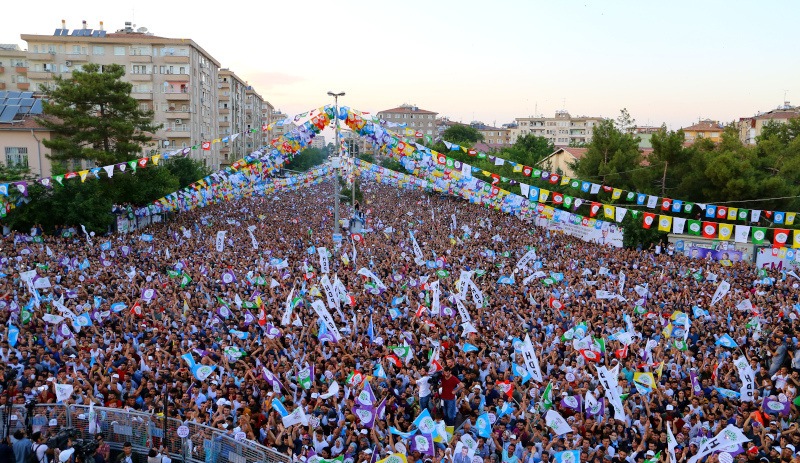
1,404,290,463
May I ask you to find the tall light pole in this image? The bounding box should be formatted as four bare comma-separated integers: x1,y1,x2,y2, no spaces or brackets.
327,91,345,241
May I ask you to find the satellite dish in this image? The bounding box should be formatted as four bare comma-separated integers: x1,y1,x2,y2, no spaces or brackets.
137,27,148,33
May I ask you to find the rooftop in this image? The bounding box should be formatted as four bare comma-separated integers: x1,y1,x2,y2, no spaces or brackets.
379,104,437,115
681,120,723,132
0,91,43,124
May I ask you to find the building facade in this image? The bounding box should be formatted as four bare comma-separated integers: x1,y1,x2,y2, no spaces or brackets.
738,102,799,145
680,120,723,144
376,104,438,139
510,110,603,146
245,86,264,154
0,44,30,92
537,147,588,177
19,21,223,169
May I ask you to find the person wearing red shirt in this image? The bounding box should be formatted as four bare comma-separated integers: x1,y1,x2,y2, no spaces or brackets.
440,369,462,426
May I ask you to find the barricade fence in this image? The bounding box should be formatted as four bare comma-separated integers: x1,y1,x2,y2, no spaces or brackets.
1,403,289,463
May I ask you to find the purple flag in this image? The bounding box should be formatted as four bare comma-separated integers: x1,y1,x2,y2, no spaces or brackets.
559,395,582,411
221,269,237,285
243,310,255,326
261,366,284,391
352,403,377,428
585,398,605,418
689,369,702,396
410,432,435,456
217,305,231,319
356,380,376,407
57,323,73,339
121,246,130,256
141,288,157,303
265,323,282,339
762,396,791,416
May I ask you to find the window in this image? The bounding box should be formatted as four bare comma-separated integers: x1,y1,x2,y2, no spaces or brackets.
92,45,105,55
114,46,125,56
5,147,29,168
132,65,148,74
71,45,82,54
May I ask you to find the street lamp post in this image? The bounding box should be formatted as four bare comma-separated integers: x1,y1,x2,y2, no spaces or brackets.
327,91,345,241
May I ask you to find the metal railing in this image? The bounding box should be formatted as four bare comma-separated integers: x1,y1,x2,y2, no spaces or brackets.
1,404,290,463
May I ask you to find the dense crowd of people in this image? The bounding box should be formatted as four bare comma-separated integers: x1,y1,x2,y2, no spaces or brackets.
0,176,799,463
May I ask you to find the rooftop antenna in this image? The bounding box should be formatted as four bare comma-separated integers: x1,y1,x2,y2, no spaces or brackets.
562,98,566,110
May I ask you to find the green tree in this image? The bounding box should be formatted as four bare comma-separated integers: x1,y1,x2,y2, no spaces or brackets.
38,63,161,166
163,157,212,189
621,211,665,249
501,134,554,167
639,127,693,197
0,164,31,182
285,147,329,172
573,114,643,192
442,125,484,147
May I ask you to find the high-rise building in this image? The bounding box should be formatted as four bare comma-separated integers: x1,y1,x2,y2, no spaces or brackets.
19,21,223,169
0,44,30,92
217,69,247,167
510,110,604,146
245,86,264,153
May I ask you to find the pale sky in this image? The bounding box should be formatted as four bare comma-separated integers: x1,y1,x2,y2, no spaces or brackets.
2,0,799,129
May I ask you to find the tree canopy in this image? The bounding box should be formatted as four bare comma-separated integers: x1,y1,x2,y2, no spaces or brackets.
38,63,161,166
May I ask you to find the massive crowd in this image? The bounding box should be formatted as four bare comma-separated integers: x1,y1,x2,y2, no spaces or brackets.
0,176,799,463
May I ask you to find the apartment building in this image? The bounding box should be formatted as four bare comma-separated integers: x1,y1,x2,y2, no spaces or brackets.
510,110,603,146
245,86,264,154
267,109,293,143
0,92,55,178
681,120,723,144
738,102,799,145
217,69,247,167
377,104,438,138
19,21,222,169
0,44,30,92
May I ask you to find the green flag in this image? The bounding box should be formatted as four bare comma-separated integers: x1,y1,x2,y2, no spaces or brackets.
297,366,313,390
561,328,576,342
683,202,694,214
645,451,661,463
436,269,450,278
687,220,702,236
21,310,32,325
738,209,749,221
673,339,688,351
626,192,636,201
752,227,767,245
180,273,192,288
539,381,554,412
542,277,555,286
593,337,606,353
243,301,257,309
634,305,646,315
167,270,180,278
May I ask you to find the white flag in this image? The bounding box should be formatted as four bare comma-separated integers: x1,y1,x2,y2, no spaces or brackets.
750,210,761,223
216,231,227,252
516,248,538,271
409,231,424,260
687,425,750,463
311,299,342,341
711,280,730,306
319,247,329,274
646,195,658,209
736,299,753,312
672,217,686,235
282,406,309,427
521,334,543,382
80,225,93,245
55,383,74,402
734,356,755,402
247,225,258,250
544,409,573,436
357,268,387,289
667,422,678,463
281,289,295,327
615,207,627,223
734,225,750,243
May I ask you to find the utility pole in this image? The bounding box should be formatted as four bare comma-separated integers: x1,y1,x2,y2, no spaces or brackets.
328,91,345,243
661,161,668,197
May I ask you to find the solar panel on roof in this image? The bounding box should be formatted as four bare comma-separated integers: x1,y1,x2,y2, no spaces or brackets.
19,91,33,99
0,91,7,100
20,98,34,107
0,105,20,123
30,100,43,114
6,98,20,106
6,91,20,99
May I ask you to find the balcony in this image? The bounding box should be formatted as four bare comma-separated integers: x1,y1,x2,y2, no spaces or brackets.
130,54,152,63
163,55,189,64
219,121,230,128
27,53,52,61
219,107,229,115
166,74,189,82
0,66,4,74
0,83,5,90
129,73,152,81
164,126,190,137
15,66,28,73
27,71,53,80
164,91,190,101
131,92,153,100
65,53,88,62
17,82,30,90
165,110,190,119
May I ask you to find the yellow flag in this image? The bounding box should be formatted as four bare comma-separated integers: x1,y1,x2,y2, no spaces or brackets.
727,207,738,220
658,215,672,232
718,223,733,240
794,230,800,249
78,170,90,182
378,453,408,463
151,154,161,165
212,138,221,143
604,204,615,219
539,189,550,203
561,176,571,186
634,372,656,389
787,212,796,225
512,164,523,173
342,253,350,265
612,189,622,200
